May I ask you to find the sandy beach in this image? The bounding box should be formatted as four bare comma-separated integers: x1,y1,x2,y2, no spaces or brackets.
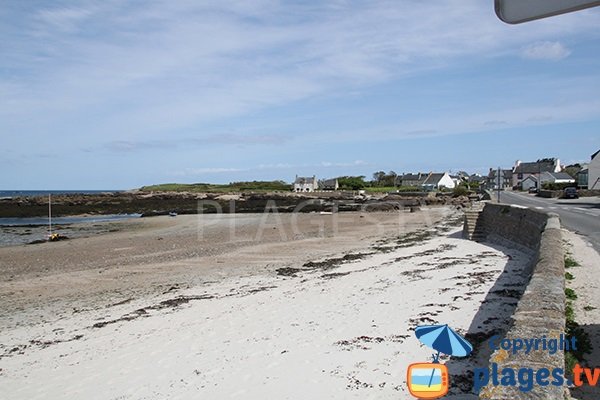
0,207,534,399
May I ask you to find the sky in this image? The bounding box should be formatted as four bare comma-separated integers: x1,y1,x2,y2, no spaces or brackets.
1,1,600,189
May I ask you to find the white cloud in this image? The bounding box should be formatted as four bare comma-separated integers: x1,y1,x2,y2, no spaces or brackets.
35,6,96,32
520,41,571,60
2,1,600,152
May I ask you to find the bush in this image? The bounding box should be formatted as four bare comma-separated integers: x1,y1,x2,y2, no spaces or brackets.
565,272,574,281
452,185,469,197
565,255,580,268
542,182,573,191
337,176,367,190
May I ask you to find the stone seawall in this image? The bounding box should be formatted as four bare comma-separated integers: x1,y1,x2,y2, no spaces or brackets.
467,203,566,399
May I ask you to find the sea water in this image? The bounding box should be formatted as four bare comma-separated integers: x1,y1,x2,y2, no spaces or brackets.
0,190,120,199
0,214,141,246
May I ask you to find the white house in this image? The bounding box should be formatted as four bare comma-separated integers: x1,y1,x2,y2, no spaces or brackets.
521,175,538,191
293,175,318,192
512,158,562,189
421,172,456,191
589,150,600,190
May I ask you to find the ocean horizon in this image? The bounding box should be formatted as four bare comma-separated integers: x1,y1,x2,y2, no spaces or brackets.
0,190,122,198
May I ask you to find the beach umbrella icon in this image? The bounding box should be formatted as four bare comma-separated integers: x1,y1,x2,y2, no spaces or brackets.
414,324,473,389
415,324,473,361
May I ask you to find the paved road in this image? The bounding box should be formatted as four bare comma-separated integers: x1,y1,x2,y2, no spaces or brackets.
498,191,600,253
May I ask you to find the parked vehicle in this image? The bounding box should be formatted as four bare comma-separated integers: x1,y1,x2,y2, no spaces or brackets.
528,187,538,194
563,187,578,199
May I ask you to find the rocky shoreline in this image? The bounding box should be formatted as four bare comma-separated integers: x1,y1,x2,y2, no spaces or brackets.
0,191,474,218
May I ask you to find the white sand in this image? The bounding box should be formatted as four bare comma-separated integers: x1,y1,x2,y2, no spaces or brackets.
0,220,532,399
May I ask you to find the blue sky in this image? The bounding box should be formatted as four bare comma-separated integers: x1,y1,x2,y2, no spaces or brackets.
1,1,600,189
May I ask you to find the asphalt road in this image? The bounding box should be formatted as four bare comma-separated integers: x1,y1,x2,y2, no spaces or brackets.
498,191,600,254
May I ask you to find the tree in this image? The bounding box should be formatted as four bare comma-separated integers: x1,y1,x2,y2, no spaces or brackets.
372,171,386,186
338,176,367,190
564,164,582,178
536,158,556,163
372,170,397,187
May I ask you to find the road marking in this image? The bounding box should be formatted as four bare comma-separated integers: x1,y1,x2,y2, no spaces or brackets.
535,206,545,210
549,206,557,210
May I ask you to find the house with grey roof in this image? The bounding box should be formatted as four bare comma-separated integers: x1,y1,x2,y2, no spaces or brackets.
293,175,318,192
521,175,538,191
487,168,512,190
421,172,455,191
540,171,575,185
397,172,429,187
318,178,339,191
512,158,562,189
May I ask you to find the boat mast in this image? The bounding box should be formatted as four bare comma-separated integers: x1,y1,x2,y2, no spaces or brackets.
49,194,52,237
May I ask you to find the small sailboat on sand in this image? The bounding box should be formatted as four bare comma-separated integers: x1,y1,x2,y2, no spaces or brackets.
47,194,66,242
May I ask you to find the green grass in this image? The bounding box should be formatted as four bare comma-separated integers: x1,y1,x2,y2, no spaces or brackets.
565,255,580,268
140,181,292,193
363,186,398,193
565,288,578,300
566,301,575,323
584,305,597,311
564,299,593,380
565,272,574,281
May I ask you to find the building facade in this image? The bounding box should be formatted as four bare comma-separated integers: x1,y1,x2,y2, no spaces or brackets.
589,150,600,190
512,159,562,189
293,175,319,192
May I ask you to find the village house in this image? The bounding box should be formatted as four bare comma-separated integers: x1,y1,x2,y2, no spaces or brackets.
397,172,429,187
540,171,575,186
486,169,513,190
318,178,339,191
450,175,463,187
468,174,485,185
421,172,456,191
293,175,318,192
520,175,539,191
589,149,600,190
512,158,562,189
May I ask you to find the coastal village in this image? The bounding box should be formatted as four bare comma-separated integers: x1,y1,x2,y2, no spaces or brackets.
3,2,600,399
292,150,600,194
